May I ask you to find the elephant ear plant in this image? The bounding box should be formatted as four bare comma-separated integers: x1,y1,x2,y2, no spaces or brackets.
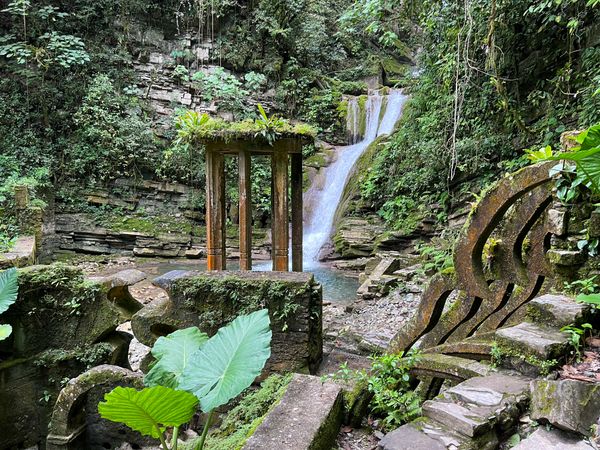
0,268,18,341
99,309,272,450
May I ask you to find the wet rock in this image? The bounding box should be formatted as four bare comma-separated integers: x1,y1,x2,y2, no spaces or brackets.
530,379,600,436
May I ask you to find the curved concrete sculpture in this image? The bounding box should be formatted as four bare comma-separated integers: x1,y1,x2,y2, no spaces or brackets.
389,162,555,390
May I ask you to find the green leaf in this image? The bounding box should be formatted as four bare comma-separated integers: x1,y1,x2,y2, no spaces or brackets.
0,268,18,314
179,309,272,412
144,327,209,389
578,124,600,151
98,386,198,439
0,324,12,341
577,293,600,306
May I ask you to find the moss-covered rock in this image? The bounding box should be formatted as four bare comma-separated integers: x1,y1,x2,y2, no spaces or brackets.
132,270,323,375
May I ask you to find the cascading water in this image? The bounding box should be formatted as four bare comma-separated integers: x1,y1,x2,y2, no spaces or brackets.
303,89,408,268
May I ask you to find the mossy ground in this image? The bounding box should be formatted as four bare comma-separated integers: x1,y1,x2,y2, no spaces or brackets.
181,374,292,450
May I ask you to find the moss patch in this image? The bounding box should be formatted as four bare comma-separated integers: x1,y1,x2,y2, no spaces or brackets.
183,374,292,450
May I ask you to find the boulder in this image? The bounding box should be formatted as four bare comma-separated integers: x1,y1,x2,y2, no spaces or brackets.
512,428,595,449
530,379,600,436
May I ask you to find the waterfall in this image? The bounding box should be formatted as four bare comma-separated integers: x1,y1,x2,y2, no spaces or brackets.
303,89,408,268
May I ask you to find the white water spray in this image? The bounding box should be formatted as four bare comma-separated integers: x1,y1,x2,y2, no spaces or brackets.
302,90,408,268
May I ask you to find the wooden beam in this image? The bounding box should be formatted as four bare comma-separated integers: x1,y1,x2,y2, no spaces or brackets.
238,150,252,270
272,150,289,271
291,152,303,272
206,149,226,271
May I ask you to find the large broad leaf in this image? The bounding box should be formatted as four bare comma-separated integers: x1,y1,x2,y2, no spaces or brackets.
577,293,600,306
0,324,12,341
0,268,18,314
98,385,198,439
576,154,600,195
547,147,600,195
179,309,272,412
577,124,600,150
144,327,208,389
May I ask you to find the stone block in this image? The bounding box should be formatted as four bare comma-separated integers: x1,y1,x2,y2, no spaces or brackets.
589,210,600,238
132,270,323,375
422,400,491,437
495,322,569,360
243,374,343,450
512,428,595,449
547,208,568,236
526,294,590,328
530,379,600,436
546,249,586,267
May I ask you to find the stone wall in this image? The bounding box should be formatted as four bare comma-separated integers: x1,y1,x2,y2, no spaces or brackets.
0,265,142,449
132,270,323,375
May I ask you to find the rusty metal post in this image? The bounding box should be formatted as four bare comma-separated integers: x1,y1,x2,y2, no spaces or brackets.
238,149,252,270
291,152,303,271
272,149,289,271
206,148,226,271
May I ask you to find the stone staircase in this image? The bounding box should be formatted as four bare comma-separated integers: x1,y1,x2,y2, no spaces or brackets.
378,294,596,449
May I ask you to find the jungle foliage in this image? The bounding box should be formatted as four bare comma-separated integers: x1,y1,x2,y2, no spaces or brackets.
359,0,600,230
0,0,406,236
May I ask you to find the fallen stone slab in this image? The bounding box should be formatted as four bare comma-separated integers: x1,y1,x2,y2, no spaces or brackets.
526,294,590,328
378,422,446,450
512,428,595,449
495,322,569,360
242,374,343,450
530,379,600,436
379,417,498,450
422,400,491,437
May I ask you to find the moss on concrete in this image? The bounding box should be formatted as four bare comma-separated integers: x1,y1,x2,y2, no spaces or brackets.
186,374,293,450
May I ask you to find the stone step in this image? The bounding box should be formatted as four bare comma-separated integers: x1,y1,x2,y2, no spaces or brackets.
410,353,492,382
422,400,491,437
494,321,569,361
242,374,343,450
422,373,530,438
526,294,591,328
511,428,595,449
378,417,498,450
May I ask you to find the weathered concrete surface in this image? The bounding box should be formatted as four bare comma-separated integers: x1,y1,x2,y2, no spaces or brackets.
526,294,590,328
512,428,595,449
88,269,146,319
409,353,492,382
495,322,569,359
422,400,491,437
132,270,323,375
378,423,446,450
379,417,498,450
0,235,36,269
243,374,343,450
0,264,133,449
422,373,531,438
47,365,145,450
530,379,600,436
